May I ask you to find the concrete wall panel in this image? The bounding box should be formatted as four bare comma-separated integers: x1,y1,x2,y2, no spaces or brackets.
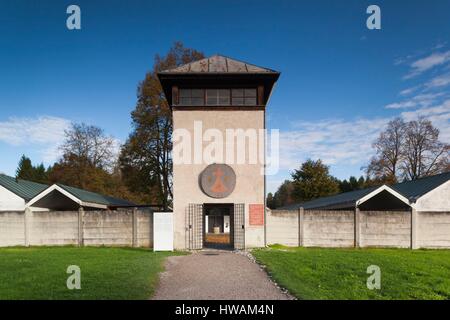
360,211,411,248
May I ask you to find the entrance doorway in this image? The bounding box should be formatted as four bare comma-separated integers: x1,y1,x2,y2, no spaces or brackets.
203,204,233,249
186,203,245,250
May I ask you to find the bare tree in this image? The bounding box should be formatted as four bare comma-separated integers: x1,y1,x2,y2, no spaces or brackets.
62,123,116,170
366,118,405,183
401,118,449,180
366,117,449,182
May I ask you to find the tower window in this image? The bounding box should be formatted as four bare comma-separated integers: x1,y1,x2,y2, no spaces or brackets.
206,89,230,105
179,89,204,106
232,88,257,105
177,88,258,106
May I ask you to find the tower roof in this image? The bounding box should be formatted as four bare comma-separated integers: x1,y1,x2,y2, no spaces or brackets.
159,55,279,74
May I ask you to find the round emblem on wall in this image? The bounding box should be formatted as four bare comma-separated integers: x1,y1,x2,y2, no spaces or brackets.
199,164,236,198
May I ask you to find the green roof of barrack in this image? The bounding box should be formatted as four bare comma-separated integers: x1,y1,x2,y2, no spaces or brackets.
391,171,450,201
0,174,135,207
0,174,48,201
57,184,135,207
280,171,450,210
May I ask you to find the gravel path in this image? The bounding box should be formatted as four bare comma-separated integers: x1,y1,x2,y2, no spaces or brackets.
151,249,291,300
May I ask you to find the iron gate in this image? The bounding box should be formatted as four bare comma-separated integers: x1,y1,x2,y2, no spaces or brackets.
186,203,203,250
233,203,245,249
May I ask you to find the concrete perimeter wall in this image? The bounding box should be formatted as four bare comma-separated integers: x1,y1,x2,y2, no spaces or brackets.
304,210,355,247
360,211,411,248
0,209,153,247
417,211,450,248
267,209,450,249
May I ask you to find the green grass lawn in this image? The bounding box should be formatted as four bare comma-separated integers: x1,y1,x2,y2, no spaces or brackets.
0,246,180,300
252,245,450,300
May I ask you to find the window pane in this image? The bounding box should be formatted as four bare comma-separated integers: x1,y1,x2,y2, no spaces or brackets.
232,89,244,97
219,89,230,105
180,97,191,105
244,97,257,105
233,97,244,105
179,89,190,98
206,89,217,105
192,97,204,106
206,97,217,105
191,89,204,98
219,96,230,105
218,89,229,98
245,89,256,97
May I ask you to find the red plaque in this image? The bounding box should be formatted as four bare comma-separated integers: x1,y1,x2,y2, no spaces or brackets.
249,204,264,225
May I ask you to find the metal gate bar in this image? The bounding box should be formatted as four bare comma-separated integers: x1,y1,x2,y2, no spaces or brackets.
187,204,203,250
234,203,245,249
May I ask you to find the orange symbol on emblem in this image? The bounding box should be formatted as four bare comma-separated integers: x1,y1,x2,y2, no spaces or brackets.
210,167,228,193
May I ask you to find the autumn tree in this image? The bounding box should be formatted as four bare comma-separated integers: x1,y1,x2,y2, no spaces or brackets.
291,159,339,202
120,42,204,209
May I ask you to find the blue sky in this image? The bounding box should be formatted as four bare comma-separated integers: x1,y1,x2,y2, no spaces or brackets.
1,0,450,193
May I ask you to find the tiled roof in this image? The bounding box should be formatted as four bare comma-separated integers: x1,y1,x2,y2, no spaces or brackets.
279,171,450,210
160,55,279,74
0,174,48,201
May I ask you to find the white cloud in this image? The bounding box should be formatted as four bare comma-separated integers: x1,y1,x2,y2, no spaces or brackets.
400,99,450,142
277,100,450,175
385,100,418,109
385,92,445,109
0,116,71,164
404,50,450,79
399,86,420,96
0,116,70,146
278,117,390,171
426,72,450,88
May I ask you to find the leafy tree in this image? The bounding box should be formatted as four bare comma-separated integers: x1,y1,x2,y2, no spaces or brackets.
266,180,296,208
291,159,339,202
15,155,49,184
266,192,275,209
120,42,204,209
33,163,48,184
16,155,34,181
338,175,368,193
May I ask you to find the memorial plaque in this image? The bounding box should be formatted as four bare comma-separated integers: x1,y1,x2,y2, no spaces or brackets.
249,204,264,225
200,164,236,198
